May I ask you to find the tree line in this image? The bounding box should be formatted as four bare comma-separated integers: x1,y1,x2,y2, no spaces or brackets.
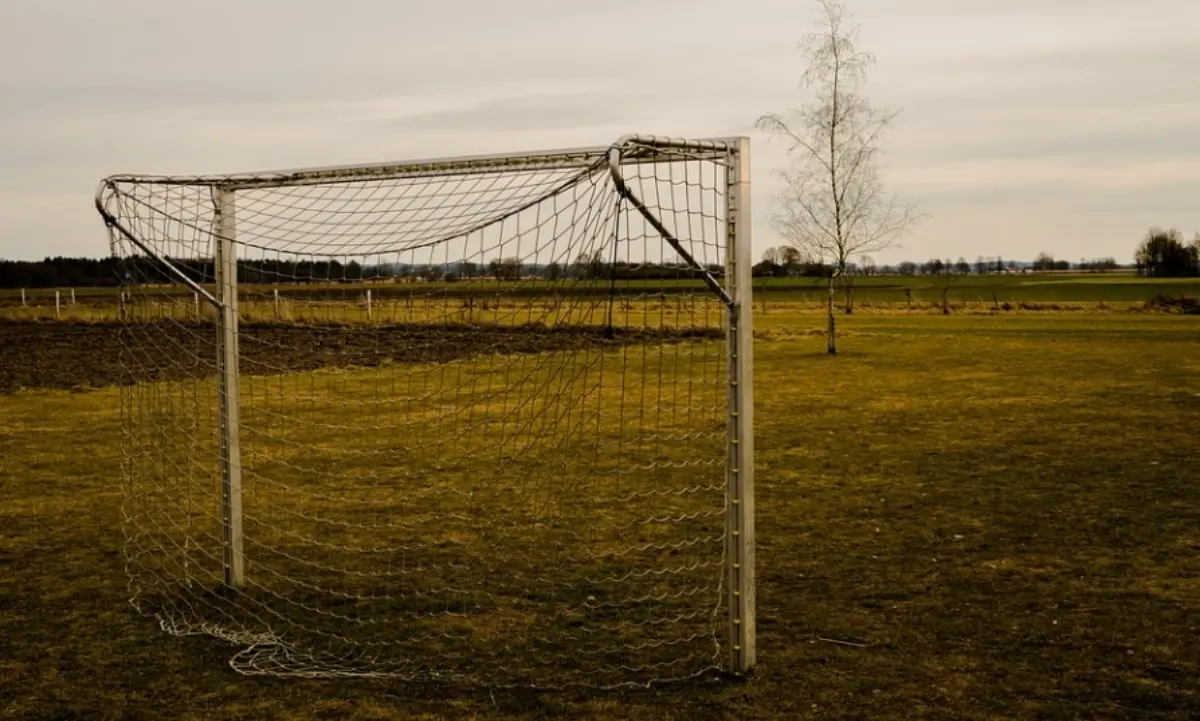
752,247,1122,279
1135,228,1200,278
0,257,124,289
4,228,1195,290
0,252,724,289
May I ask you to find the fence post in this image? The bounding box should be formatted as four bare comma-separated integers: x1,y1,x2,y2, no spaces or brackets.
55,291,61,320
366,289,373,322
20,288,26,307
215,187,244,589
70,288,76,305
273,287,281,322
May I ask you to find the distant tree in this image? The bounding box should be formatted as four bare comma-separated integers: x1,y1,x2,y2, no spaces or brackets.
1032,252,1056,271
993,256,1006,274
860,255,877,277
488,257,524,281
753,258,782,277
780,246,806,273
938,259,966,314
954,257,971,275
1135,227,1200,277
841,262,858,314
879,264,896,275
458,260,478,279
544,262,564,281
1076,257,1118,272
974,256,987,275
754,0,924,354
755,247,788,278
569,249,608,280
506,258,525,280
897,261,917,276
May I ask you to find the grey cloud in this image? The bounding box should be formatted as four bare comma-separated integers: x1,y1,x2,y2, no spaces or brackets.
387,93,627,134
906,178,1197,211
898,117,1200,166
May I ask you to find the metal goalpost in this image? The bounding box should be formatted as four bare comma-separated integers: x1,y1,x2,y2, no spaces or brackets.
96,133,755,685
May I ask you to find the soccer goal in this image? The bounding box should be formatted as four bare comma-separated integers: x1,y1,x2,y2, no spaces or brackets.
95,134,754,687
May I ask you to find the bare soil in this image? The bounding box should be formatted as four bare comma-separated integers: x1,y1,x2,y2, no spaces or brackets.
0,319,719,394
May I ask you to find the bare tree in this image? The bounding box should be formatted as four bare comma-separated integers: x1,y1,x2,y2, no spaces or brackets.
939,260,967,315
859,254,876,277
755,0,923,354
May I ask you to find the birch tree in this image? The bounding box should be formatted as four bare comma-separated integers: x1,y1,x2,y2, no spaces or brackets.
755,0,923,354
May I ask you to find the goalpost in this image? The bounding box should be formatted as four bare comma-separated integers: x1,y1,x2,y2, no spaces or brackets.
95,134,754,687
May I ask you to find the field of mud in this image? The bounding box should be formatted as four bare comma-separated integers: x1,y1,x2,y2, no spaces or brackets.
0,319,720,394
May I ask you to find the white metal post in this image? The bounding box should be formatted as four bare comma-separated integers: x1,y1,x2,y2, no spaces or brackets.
55,291,61,319
273,287,280,321
366,289,373,322
20,288,26,307
215,187,244,588
70,288,76,305
725,137,755,674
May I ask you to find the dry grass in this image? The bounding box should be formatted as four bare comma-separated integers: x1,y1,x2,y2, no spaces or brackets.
1,309,1198,719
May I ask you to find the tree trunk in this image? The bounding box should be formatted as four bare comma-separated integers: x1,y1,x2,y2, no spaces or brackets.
826,273,837,355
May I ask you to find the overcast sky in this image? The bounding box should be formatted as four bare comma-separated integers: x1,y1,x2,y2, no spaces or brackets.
2,0,1198,264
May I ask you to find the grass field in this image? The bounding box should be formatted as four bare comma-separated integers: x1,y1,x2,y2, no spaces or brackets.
1,303,1198,719
3,272,1200,322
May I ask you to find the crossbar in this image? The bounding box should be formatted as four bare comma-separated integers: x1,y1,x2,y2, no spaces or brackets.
95,135,739,191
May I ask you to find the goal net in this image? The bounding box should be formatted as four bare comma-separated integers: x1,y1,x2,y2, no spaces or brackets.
95,134,754,688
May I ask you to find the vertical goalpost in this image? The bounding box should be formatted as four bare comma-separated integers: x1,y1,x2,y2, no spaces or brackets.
726,137,755,673
214,188,244,589
96,133,755,686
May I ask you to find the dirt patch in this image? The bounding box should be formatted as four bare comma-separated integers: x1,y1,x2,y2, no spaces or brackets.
0,320,720,394
1143,294,1200,315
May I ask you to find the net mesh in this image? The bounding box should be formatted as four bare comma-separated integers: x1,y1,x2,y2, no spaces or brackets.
98,138,741,687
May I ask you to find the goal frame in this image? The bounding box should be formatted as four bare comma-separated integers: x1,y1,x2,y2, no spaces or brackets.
95,133,757,676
